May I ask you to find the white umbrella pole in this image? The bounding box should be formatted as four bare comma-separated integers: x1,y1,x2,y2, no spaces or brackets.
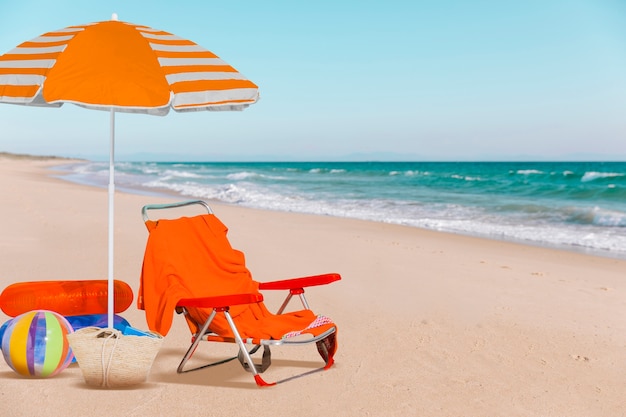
107,109,115,329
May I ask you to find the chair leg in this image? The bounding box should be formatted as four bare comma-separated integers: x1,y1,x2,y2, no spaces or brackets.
316,332,337,370
238,345,271,373
222,309,276,387
177,310,218,373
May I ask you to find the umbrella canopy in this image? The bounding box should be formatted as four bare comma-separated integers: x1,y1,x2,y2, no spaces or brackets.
0,16,258,112
0,15,259,328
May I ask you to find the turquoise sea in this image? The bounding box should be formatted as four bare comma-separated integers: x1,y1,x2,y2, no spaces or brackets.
57,161,626,259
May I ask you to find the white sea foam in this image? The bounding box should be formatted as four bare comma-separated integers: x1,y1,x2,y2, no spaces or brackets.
581,171,625,182
452,174,481,181
226,171,286,181
145,180,626,257
227,171,259,180
162,169,202,179
588,207,626,227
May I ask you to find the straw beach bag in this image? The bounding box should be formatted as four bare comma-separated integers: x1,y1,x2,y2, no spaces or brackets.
67,327,163,388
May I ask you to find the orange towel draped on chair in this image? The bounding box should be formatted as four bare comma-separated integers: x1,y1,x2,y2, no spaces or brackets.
138,214,332,339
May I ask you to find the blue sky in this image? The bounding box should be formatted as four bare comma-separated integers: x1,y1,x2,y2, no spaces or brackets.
1,0,625,161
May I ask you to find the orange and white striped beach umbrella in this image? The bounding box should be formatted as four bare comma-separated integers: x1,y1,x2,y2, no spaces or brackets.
0,15,259,113
0,15,259,329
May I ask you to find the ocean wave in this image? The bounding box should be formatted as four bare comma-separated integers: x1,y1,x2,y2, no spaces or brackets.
414,218,626,254
591,209,626,227
162,169,202,179
395,170,423,177
581,171,625,182
227,171,260,180
307,168,348,174
226,171,287,181
451,174,482,181
515,169,543,175
140,167,160,174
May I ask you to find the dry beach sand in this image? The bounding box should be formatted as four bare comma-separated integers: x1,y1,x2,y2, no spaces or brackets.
0,154,625,417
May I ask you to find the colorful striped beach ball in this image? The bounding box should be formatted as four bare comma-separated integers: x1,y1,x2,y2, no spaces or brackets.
1,310,74,377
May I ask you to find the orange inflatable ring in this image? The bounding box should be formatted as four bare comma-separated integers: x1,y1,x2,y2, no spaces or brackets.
0,280,133,317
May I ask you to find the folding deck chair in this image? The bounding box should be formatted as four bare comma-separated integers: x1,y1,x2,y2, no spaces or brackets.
138,200,340,387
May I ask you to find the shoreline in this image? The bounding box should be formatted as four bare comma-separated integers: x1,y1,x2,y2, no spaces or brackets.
51,157,626,261
0,151,83,161
2,153,626,416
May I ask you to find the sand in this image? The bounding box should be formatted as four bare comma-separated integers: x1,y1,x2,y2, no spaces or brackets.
0,155,625,417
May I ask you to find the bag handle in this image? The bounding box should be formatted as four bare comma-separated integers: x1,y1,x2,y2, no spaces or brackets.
97,329,122,387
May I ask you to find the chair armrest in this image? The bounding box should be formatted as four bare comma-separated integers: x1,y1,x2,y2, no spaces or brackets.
177,293,263,309
258,273,341,291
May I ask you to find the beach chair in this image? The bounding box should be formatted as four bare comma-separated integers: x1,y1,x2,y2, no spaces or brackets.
138,200,340,387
